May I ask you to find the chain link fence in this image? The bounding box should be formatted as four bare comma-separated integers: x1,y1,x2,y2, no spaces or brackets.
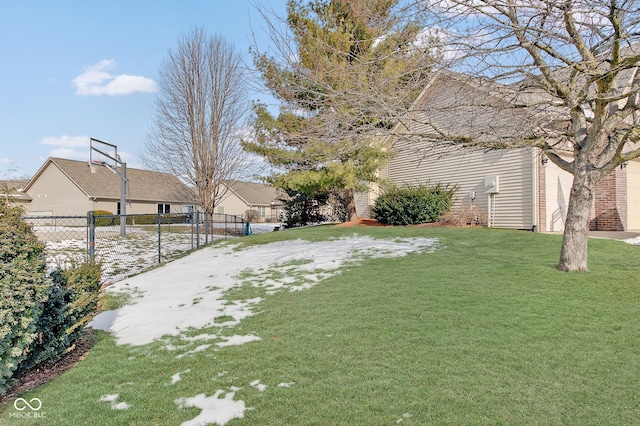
23,212,248,284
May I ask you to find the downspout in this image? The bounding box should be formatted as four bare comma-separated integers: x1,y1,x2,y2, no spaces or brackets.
531,147,539,232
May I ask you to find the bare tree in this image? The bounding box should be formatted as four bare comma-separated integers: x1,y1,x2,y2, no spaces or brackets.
400,0,640,271
256,1,639,270
143,28,250,217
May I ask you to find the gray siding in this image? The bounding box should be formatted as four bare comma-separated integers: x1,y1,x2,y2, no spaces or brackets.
384,140,536,229
355,190,371,218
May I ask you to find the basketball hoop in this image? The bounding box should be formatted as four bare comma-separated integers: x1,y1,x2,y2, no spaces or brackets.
89,138,128,236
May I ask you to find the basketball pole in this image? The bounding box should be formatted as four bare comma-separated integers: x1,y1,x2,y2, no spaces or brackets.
89,138,128,237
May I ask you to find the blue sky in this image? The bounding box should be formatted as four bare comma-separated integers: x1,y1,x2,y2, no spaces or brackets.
0,0,287,179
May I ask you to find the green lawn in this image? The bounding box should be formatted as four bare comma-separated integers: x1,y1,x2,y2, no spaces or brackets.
2,226,640,425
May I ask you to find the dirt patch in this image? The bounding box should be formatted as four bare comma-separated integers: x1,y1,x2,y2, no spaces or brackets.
336,218,386,227
0,331,96,405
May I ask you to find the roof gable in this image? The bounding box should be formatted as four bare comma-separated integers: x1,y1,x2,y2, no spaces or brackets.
391,69,568,149
224,180,283,205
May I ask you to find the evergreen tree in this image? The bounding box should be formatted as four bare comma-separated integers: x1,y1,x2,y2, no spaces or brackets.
246,0,437,221
0,196,50,391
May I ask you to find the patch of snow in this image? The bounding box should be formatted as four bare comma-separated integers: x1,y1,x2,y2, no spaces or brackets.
249,223,283,234
216,334,262,347
98,394,131,410
107,235,438,346
112,402,132,410
250,380,267,392
175,344,212,359
175,390,245,426
396,413,412,423
181,333,218,342
98,394,119,402
624,236,640,246
170,369,191,385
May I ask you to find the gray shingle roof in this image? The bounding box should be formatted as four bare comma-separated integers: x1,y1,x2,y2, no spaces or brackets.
400,70,567,148
224,180,283,206
25,158,197,204
0,180,32,201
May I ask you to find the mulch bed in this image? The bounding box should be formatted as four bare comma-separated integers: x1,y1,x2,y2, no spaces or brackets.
0,331,96,405
336,218,387,227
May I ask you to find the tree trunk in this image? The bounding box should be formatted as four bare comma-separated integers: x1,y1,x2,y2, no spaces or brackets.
558,175,595,271
345,188,358,222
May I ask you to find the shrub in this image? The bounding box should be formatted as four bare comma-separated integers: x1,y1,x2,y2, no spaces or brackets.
63,261,102,341
89,210,135,226
245,210,260,223
440,201,487,226
372,183,456,225
130,214,189,225
133,214,157,225
90,210,115,227
0,199,50,392
282,190,328,228
14,261,102,378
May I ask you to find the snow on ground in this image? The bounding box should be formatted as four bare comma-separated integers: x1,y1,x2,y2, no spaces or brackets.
104,234,438,346
250,380,267,392
92,234,437,425
97,394,131,410
215,334,262,347
44,226,222,284
170,370,191,385
625,236,640,246
175,391,246,426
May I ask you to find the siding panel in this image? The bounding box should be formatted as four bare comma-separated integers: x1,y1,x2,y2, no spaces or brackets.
385,139,535,229
627,160,640,229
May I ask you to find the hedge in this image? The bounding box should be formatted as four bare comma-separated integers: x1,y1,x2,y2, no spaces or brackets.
372,183,456,225
0,199,50,392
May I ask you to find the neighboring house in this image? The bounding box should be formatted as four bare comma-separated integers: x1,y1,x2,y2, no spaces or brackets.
215,180,284,221
1,179,32,205
21,157,197,216
362,70,640,232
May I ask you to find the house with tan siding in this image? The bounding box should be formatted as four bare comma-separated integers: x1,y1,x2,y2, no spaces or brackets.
216,180,284,221
1,180,32,205
362,70,640,232
21,157,197,216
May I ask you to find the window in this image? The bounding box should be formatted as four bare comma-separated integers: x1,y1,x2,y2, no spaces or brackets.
257,206,266,217
117,202,121,215
217,206,224,214
157,203,170,214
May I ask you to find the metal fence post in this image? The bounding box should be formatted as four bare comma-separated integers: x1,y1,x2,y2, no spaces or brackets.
190,212,194,250
196,211,200,248
205,213,209,245
88,211,95,261
157,211,162,263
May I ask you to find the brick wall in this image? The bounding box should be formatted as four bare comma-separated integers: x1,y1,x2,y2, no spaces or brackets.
591,166,628,231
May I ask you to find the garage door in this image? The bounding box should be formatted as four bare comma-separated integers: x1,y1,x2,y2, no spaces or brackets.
626,160,640,230
545,162,573,232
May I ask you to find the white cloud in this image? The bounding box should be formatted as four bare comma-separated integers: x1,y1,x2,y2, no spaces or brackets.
49,147,87,160
40,135,89,148
0,158,13,165
40,135,90,161
73,60,157,96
